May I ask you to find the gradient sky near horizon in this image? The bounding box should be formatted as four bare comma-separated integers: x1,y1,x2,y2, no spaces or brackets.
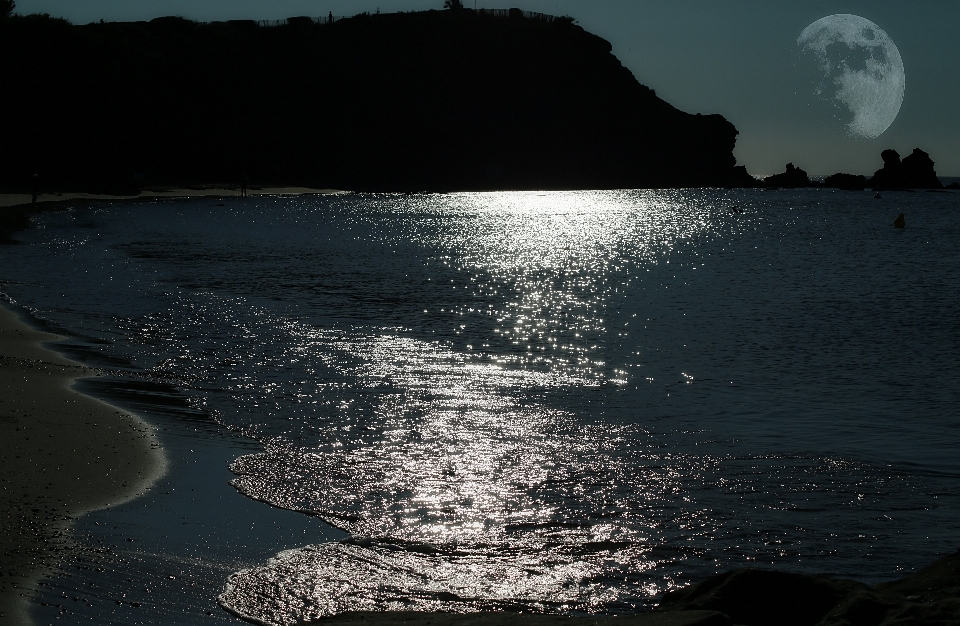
16,0,960,177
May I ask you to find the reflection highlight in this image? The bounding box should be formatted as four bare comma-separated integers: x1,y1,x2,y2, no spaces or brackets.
220,191,718,622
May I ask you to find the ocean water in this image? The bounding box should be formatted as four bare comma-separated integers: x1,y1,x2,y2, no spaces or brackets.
2,189,960,625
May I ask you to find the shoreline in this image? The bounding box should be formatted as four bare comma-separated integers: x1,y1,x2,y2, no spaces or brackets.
0,187,345,243
0,186,346,209
0,304,167,626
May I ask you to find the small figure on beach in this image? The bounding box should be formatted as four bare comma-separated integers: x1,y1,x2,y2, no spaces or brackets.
241,174,248,198
874,192,882,199
328,11,334,24
893,213,905,228
30,173,39,205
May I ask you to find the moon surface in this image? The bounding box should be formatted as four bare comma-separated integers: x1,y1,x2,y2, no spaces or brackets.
797,14,904,140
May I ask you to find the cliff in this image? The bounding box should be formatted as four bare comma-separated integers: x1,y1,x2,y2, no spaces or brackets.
0,10,755,192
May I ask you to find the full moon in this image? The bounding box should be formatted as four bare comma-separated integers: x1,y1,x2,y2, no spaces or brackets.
797,14,905,140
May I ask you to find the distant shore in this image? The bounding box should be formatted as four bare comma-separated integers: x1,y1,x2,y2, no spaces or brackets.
0,186,345,243
0,304,166,626
0,185,344,209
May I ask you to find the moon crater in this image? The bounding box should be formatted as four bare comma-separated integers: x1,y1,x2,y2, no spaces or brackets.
797,14,904,140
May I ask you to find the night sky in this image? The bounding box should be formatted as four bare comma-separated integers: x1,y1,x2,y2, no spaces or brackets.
15,0,960,177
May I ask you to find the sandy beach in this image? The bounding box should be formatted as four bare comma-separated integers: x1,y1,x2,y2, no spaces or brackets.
0,185,334,625
0,304,166,626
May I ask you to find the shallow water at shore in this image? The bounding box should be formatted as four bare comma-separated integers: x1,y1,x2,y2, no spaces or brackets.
2,189,960,625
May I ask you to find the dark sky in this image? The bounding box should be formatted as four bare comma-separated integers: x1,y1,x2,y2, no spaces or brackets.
17,0,960,177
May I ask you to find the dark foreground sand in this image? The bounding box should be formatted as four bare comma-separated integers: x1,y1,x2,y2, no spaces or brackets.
0,305,166,626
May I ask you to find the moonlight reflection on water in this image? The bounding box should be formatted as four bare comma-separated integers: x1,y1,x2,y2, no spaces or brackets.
2,190,959,626
221,193,711,622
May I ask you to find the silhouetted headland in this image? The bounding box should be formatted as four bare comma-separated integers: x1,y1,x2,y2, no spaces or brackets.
0,10,756,193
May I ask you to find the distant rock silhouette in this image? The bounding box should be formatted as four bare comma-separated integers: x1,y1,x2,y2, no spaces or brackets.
946,182,960,190
867,148,944,190
763,163,811,188
823,173,866,190
0,11,756,192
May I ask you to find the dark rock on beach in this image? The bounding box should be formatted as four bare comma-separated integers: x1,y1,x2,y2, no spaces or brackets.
657,569,868,626
657,548,960,626
0,11,756,192
867,149,944,190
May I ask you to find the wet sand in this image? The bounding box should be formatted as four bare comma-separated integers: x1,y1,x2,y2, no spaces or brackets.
0,305,166,626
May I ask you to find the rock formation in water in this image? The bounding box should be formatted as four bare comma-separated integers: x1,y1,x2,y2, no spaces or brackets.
763,163,812,188
823,173,866,190
867,149,944,190
0,11,756,192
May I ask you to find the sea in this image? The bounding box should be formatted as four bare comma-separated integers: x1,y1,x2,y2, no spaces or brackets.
2,188,959,626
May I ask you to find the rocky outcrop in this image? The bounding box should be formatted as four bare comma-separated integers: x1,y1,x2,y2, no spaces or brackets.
657,549,960,626
867,149,944,190
763,163,812,188
0,11,755,192
823,173,866,190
